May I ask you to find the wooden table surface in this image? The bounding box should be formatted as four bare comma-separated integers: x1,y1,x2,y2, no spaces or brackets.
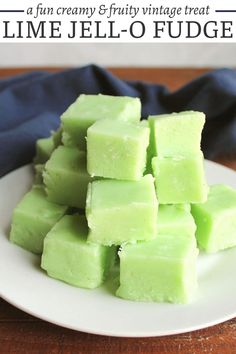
1,67,236,354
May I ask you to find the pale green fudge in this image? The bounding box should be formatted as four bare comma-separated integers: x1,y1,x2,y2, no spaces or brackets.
152,153,208,204
41,214,115,289
52,126,63,148
43,146,92,209
191,184,236,253
148,111,205,158
139,119,148,127
34,164,45,185
86,175,158,246
34,136,55,164
158,204,196,236
87,119,149,180
61,94,141,150
10,185,67,254
116,234,198,303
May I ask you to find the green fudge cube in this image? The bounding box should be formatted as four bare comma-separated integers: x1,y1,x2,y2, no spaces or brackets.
43,146,92,209
191,184,236,253
34,164,45,185
139,119,148,127
158,204,196,236
148,111,205,157
87,119,149,180
41,214,115,289
86,175,158,246
61,94,141,150
116,234,198,303
52,126,63,148
152,153,208,204
34,136,55,164
10,185,67,254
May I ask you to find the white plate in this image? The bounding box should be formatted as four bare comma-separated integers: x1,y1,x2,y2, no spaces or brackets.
0,161,236,337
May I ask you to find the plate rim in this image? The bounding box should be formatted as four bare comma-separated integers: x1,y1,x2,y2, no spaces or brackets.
0,161,236,337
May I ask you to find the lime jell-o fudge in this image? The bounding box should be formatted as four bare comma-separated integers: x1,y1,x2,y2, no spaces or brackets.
117,233,198,303
61,94,141,150
41,214,115,289
87,119,149,180
86,175,158,246
152,153,208,204
10,185,67,254
191,184,236,253
148,111,205,157
158,204,196,236
52,126,63,148
34,136,55,165
34,164,45,185
43,146,92,209
139,119,148,127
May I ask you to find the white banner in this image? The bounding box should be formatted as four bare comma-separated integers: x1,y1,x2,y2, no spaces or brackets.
1,0,236,42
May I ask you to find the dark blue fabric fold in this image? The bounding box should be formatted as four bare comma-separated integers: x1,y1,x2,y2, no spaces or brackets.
0,65,236,177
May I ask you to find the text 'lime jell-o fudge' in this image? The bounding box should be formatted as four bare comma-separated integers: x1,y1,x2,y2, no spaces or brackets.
10,185,67,254
87,119,149,180
191,184,236,253
61,94,141,150
43,145,92,209
41,214,115,289
117,233,198,303
86,175,158,246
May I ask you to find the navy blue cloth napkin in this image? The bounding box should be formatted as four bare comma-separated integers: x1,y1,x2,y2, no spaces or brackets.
0,65,236,177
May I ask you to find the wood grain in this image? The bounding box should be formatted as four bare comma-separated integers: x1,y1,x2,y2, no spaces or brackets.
0,66,210,91
0,67,235,354
0,297,235,354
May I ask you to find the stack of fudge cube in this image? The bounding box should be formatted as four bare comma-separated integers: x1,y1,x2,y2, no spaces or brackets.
10,94,236,304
